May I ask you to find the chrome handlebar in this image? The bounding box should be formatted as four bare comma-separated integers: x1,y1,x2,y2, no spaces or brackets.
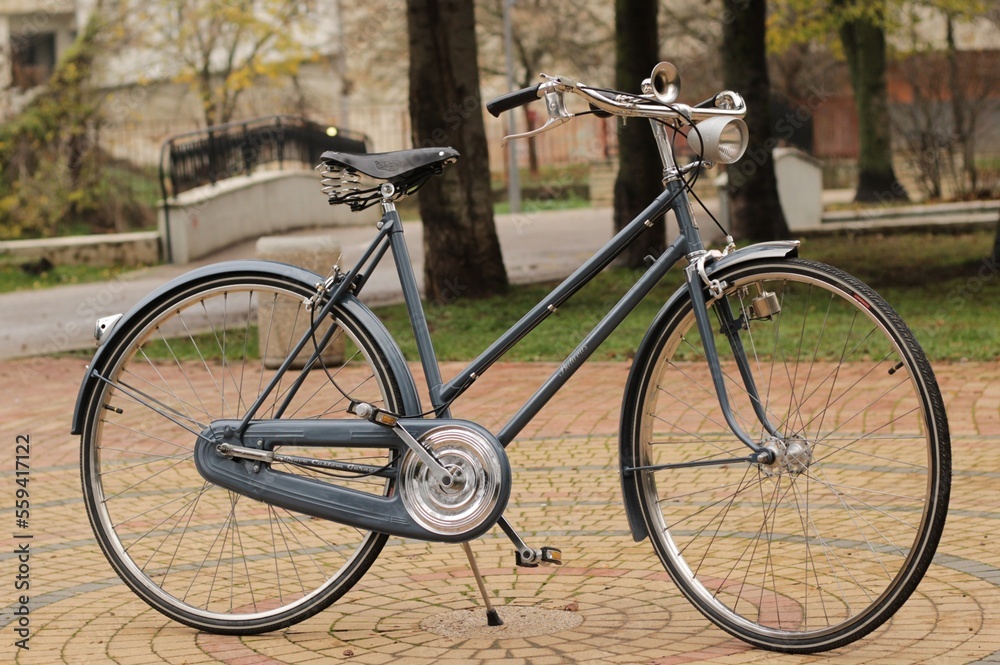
498,70,747,147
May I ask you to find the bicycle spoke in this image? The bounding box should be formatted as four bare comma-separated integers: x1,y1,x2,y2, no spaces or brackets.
633,261,948,649
84,278,400,630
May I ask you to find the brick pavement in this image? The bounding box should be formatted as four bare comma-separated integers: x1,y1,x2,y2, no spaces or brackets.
1,357,999,664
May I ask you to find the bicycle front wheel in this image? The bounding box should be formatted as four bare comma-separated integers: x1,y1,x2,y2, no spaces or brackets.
624,258,949,652
80,269,409,634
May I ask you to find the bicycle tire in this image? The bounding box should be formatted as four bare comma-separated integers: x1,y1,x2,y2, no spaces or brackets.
80,269,409,634
622,258,949,652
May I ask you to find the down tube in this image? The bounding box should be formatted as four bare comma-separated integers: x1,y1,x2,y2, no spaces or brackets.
496,236,689,447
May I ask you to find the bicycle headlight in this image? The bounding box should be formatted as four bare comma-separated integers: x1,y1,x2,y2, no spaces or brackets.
687,117,749,165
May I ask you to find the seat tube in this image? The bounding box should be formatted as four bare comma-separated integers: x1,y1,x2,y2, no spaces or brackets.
383,200,448,412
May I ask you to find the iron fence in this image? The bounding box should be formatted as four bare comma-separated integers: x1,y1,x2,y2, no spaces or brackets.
159,115,368,200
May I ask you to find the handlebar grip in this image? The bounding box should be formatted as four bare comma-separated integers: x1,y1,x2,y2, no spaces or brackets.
486,83,542,117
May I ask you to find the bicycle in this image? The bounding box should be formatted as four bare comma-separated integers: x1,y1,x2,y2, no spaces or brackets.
72,62,950,653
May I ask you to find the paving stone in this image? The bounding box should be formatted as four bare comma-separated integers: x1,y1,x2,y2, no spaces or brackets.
2,358,999,664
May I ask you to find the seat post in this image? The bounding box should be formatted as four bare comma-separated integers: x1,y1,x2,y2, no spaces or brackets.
379,183,398,215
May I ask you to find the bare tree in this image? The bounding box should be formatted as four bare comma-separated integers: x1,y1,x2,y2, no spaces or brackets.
721,0,789,240
477,0,612,174
613,0,664,268
407,0,508,300
834,0,909,202
117,0,321,126
339,0,409,99
895,3,998,200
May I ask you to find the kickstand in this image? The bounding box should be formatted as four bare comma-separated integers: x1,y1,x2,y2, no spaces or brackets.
461,542,503,626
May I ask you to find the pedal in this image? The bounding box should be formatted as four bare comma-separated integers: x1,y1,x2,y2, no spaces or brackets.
540,546,562,565
515,550,538,568
515,546,563,567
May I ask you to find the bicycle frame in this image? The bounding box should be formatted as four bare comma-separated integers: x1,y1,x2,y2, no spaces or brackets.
238,165,770,460
74,59,949,648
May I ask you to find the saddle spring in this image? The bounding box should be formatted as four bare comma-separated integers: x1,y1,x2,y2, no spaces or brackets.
316,162,383,211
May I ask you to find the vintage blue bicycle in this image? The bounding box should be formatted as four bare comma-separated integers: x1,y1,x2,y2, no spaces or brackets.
73,63,950,653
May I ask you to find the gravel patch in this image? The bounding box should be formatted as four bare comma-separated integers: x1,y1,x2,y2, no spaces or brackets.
421,605,584,639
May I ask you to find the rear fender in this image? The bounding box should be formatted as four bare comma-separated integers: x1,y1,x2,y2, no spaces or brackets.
618,241,799,542
70,260,421,435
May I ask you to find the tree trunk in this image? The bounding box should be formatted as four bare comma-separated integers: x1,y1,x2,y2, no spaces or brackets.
612,0,663,268
946,14,978,196
406,0,508,301
523,107,539,176
838,1,909,203
993,216,1000,265
721,0,790,241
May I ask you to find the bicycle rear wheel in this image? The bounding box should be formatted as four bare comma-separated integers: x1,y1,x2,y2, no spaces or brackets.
623,259,949,652
80,270,409,634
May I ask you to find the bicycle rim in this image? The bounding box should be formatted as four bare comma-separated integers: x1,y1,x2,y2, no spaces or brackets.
630,259,949,652
81,274,404,633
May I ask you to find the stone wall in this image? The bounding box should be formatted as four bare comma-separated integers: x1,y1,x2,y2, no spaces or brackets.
159,169,371,264
0,231,160,267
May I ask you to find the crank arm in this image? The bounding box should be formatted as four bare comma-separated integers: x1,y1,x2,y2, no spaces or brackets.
498,515,563,567
391,422,455,486
350,401,454,486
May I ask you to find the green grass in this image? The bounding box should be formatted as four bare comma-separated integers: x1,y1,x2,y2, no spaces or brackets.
137,326,261,363
493,192,591,216
0,262,134,294
43,230,999,364
800,230,999,361
373,230,1000,363
375,268,685,362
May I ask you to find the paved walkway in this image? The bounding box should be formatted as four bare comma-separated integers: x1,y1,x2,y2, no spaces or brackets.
1,205,727,359
1,357,999,664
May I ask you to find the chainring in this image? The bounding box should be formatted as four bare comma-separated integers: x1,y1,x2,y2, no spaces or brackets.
398,425,510,538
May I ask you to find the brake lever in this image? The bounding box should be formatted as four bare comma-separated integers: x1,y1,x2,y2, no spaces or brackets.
500,116,570,147
500,85,573,147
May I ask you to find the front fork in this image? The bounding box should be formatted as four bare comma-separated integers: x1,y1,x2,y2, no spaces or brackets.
684,262,781,459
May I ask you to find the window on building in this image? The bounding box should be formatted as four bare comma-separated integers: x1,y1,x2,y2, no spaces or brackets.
10,32,57,90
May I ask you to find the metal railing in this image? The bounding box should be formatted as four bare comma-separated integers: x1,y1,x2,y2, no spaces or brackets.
158,114,368,262
158,114,368,199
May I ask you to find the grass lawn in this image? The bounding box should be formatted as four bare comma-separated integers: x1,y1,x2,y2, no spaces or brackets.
0,263,132,293
373,229,999,363
17,229,1000,364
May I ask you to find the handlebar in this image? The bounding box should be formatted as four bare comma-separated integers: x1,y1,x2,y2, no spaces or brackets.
485,67,747,146
486,83,542,117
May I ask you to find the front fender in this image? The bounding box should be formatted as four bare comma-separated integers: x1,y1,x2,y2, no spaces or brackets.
618,240,799,542
70,260,421,435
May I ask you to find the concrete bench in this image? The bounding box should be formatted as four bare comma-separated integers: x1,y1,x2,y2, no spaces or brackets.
255,234,344,369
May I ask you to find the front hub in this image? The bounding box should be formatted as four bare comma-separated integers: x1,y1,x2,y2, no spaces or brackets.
761,435,814,477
